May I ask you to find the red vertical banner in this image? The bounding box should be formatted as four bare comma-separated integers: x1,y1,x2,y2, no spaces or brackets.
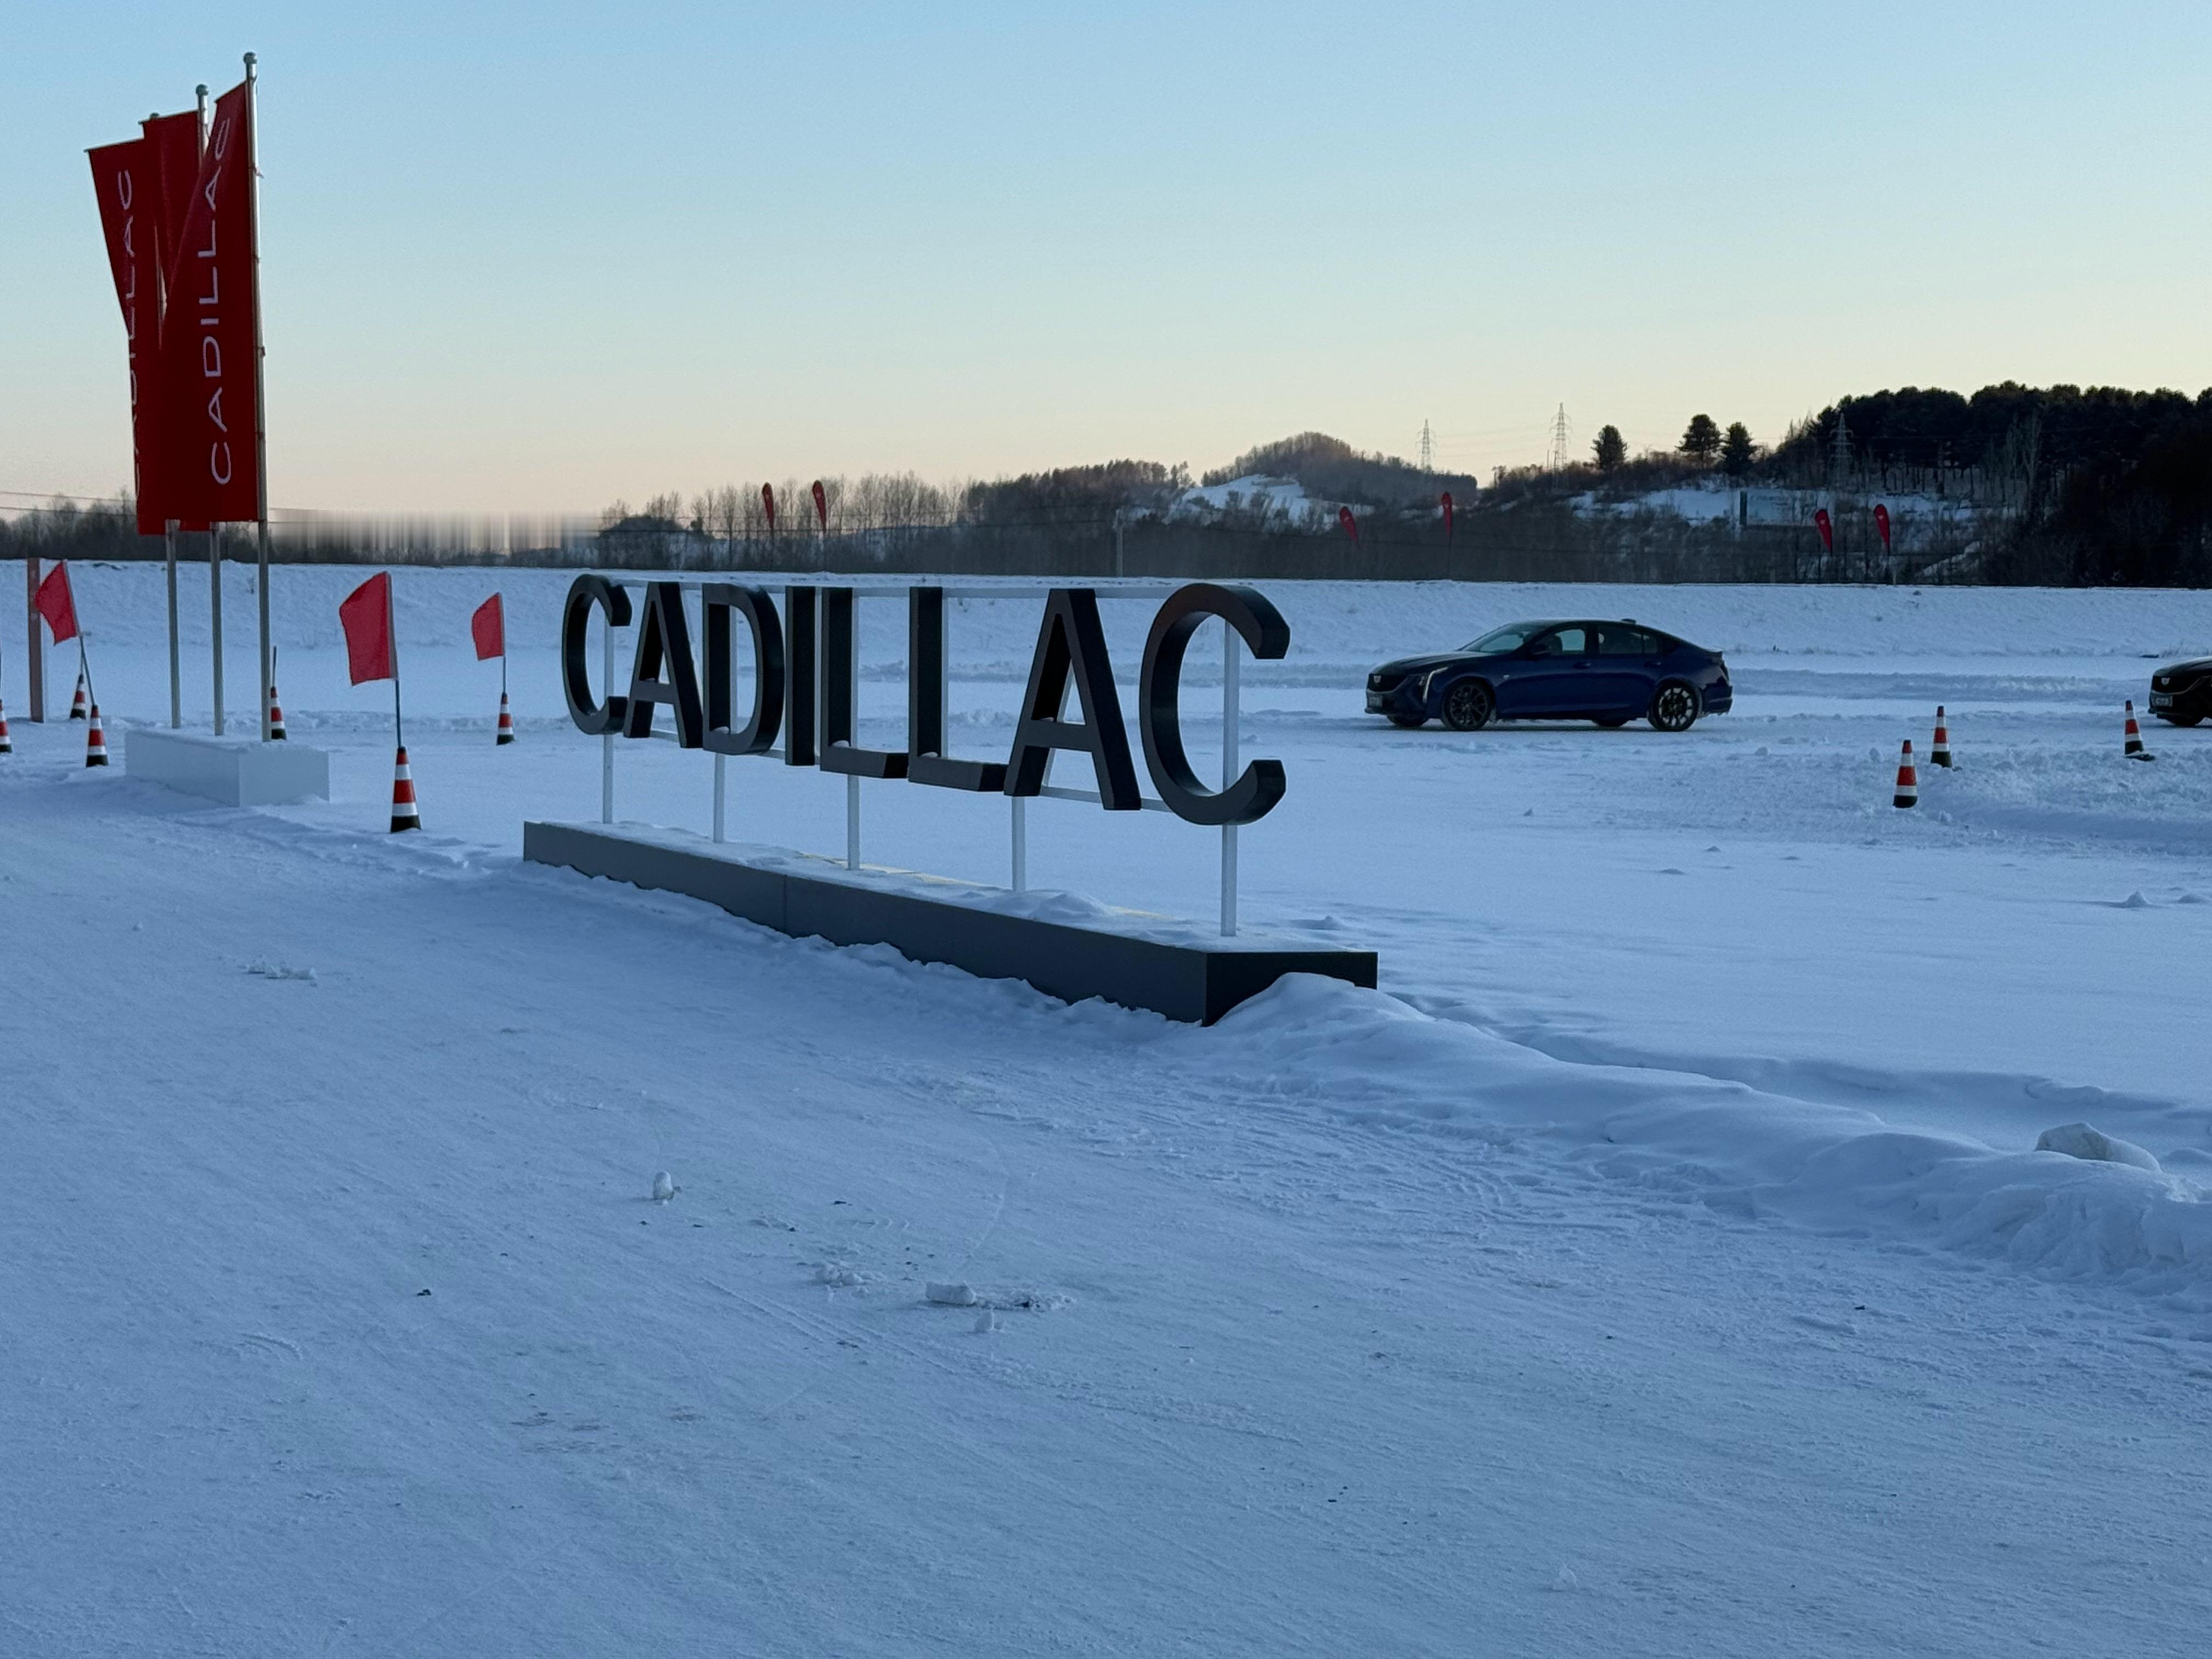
811,479,827,532
142,109,207,532
1338,506,1358,544
160,79,259,526
87,138,158,531
1874,503,1892,550
1440,491,1454,541
761,483,777,534
1813,507,1834,551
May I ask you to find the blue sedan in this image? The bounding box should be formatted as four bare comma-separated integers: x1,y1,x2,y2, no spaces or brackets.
1366,619,1733,732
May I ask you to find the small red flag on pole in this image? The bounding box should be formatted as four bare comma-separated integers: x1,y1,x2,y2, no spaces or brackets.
340,573,396,684
1441,492,1454,542
35,563,80,644
1813,507,1835,552
1338,506,1359,544
761,483,777,535
471,593,506,661
811,479,827,532
1874,504,1891,551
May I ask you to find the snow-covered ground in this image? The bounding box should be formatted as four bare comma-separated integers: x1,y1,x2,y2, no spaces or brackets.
6,564,2211,1655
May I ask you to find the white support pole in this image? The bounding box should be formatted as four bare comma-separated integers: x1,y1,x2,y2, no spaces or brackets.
1011,794,1027,891
600,612,614,824
163,524,180,727
712,752,726,843
209,523,225,734
846,774,860,871
1221,618,1239,938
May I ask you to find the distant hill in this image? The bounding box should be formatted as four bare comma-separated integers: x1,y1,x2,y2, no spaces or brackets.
1202,433,1479,510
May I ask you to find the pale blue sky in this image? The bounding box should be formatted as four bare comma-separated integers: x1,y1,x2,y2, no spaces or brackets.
7,2,2208,512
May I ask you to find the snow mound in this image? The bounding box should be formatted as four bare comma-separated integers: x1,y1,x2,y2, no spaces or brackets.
1187,977,2212,1301
2035,1122,2162,1173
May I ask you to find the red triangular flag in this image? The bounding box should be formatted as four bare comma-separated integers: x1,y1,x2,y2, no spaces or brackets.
340,572,396,684
35,563,79,644
471,592,505,661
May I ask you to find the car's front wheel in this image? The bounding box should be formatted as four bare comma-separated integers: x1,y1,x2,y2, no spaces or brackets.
1441,680,1494,731
1649,681,1700,732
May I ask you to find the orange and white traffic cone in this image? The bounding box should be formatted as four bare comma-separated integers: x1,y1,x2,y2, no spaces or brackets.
1893,738,1917,808
1931,706,1952,768
69,671,88,720
267,681,287,740
390,746,420,832
0,696,12,755
2124,700,2153,760
84,704,109,768
495,692,515,746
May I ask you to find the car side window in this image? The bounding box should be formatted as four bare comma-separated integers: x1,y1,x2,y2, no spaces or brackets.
1537,627,1588,656
1599,627,1659,657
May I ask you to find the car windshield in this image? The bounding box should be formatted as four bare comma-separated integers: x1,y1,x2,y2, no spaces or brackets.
1462,623,1547,654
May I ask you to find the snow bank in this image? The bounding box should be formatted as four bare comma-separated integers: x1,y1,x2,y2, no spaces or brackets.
1180,976,2212,1302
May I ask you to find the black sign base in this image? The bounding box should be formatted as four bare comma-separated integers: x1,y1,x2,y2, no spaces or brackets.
522,821,1376,1025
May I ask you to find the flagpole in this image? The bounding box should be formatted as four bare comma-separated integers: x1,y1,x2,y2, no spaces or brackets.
244,52,272,743
165,522,180,726
25,557,42,722
388,574,403,752
150,103,181,732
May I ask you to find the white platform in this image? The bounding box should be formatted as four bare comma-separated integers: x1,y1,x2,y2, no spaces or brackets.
125,727,331,806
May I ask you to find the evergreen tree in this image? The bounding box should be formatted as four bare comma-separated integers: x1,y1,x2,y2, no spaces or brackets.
1592,425,1627,472
1720,422,1756,478
1679,414,1722,462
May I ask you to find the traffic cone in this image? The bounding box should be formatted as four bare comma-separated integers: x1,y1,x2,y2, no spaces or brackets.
2125,700,2152,760
1931,706,1952,768
390,746,420,832
84,704,109,768
495,692,515,746
69,672,88,720
0,697,12,755
1892,738,1917,808
267,681,287,740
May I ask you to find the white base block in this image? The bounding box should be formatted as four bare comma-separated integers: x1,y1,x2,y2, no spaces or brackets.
125,727,331,806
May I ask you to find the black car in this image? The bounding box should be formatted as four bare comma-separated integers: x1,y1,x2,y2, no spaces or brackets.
1367,619,1733,732
2149,658,2212,725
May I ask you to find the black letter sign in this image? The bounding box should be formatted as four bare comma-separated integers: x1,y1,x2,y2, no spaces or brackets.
819,588,908,779
561,574,631,735
907,586,1007,792
701,583,784,755
1139,583,1289,826
1003,588,1140,810
624,581,705,747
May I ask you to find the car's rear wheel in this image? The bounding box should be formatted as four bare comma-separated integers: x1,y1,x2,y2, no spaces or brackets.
1387,713,1426,729
2158,712,2204,727
1649,681,1700,732
1593,716,1629,729
1442,680,1494,731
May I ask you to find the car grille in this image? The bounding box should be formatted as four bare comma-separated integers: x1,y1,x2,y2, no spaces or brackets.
1369,672,1403,693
